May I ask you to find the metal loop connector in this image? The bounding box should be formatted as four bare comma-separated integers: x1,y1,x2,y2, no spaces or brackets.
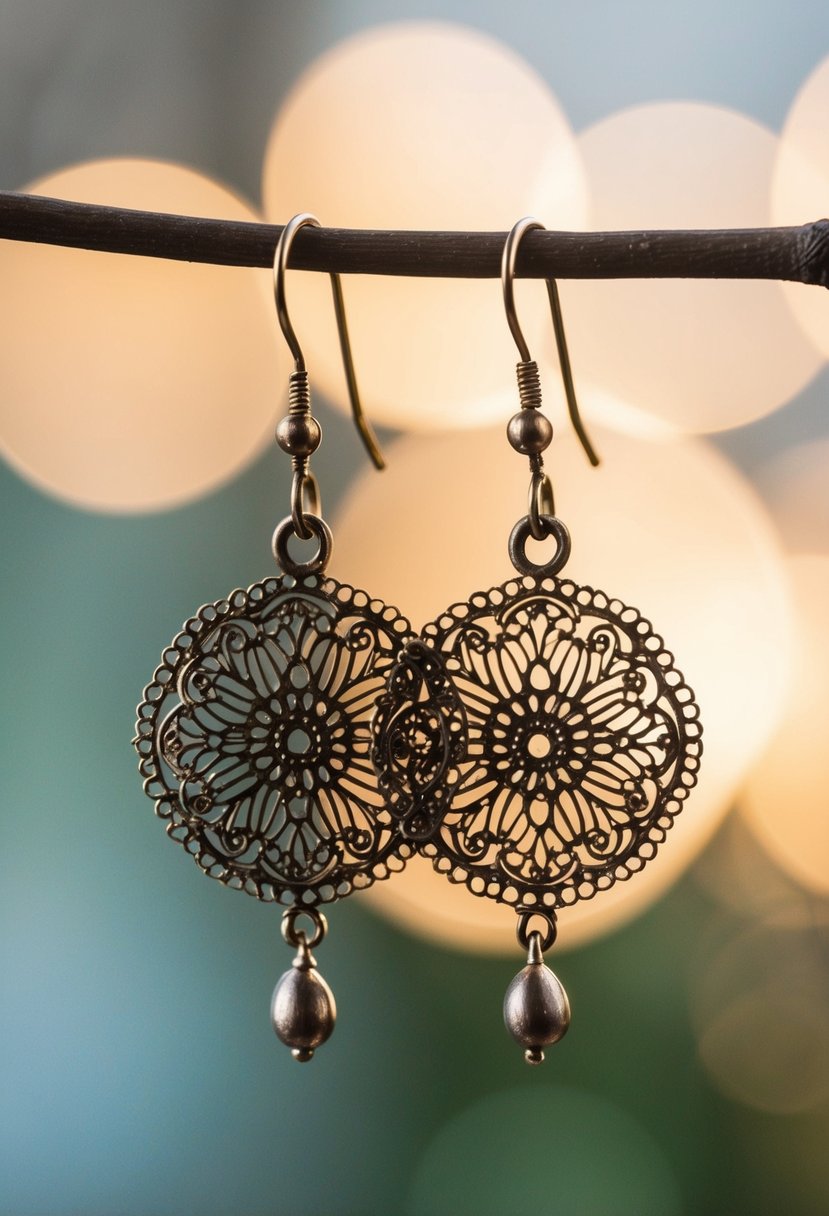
290,470,321,540
281,906,328,950
272,513,333,577
508,514,571,578
516,909,558,954
528,469,555,541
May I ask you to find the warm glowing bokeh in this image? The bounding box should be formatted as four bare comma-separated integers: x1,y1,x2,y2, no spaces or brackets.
332,417,793,951
0,158,282,512
772,54,829,359
262,21,588,431
692,812,824,930
741,555,829,898
564,102,823,434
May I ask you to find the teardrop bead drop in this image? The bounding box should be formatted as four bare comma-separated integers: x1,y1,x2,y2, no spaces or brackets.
503,934,570,1065
270,945,337,1062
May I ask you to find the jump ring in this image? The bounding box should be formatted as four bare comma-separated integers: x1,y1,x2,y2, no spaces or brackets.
508,514,571,578
516,910,557,954
527,470,555,541
272,513,333,576
281,906,327,950
290,471,321,540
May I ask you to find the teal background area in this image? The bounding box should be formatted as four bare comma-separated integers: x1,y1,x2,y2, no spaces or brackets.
2,2,829,1214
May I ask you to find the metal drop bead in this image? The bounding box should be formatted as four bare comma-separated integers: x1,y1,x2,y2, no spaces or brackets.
270,941,337,1062
503,932,570,1065
506,409,554,455
275,413,322,457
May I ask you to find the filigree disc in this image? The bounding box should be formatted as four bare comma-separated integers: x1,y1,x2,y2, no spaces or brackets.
386,573,702,913
135,573,416,906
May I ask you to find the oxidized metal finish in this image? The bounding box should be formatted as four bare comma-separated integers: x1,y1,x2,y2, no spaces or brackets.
271,927,337,1063
507,406,553,456
271,958,336,1062
134,571,415,907
503,930,570,1065
516,909,557,953
372,639,468,843
271,513,331,577
509,513,570,576
381,568,703,915
501,217,599,477
276,400,321,458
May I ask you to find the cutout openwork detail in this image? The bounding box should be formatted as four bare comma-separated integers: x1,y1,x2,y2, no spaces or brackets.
404,574,702,911
135,574,415,905
372,639,468,842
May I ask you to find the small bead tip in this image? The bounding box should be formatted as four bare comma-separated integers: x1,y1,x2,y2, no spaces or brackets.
524,1047,545,1066
292,1047,315,1063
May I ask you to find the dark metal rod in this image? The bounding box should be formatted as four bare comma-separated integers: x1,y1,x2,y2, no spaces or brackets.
1,191,828,286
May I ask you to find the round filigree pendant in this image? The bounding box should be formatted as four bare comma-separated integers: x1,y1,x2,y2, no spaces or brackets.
374,571,702,915
135,572,416,907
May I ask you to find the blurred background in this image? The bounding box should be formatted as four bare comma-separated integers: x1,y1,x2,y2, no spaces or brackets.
1,2,829,1213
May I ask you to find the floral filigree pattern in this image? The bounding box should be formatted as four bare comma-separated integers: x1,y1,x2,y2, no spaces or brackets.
135,574,415,905
410,574,702,911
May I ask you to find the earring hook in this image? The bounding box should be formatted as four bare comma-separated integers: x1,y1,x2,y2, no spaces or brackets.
273,213,385,470
502,217,599,468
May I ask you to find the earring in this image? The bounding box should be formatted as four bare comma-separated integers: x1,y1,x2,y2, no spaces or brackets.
373,217,703,1064
134,213,415,1061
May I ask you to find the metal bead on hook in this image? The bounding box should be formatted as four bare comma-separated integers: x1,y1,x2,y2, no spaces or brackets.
272,211,384,473
272,215,323,542
501,216,599,555
275,403,321,460
501,216,599,477
507,408,553,457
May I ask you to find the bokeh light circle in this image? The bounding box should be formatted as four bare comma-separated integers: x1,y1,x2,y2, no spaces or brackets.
0,158,283,512
407,1085,681,1216
772,54,829,359
262,21,588,431
690,919,829,1114
333,415,793,952
741,555,829,897
565,102,822,434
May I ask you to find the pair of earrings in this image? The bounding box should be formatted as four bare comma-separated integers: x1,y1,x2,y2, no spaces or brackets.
135,215,702,1065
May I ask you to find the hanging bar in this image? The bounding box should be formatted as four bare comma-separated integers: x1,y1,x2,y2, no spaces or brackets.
0,191,828,286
